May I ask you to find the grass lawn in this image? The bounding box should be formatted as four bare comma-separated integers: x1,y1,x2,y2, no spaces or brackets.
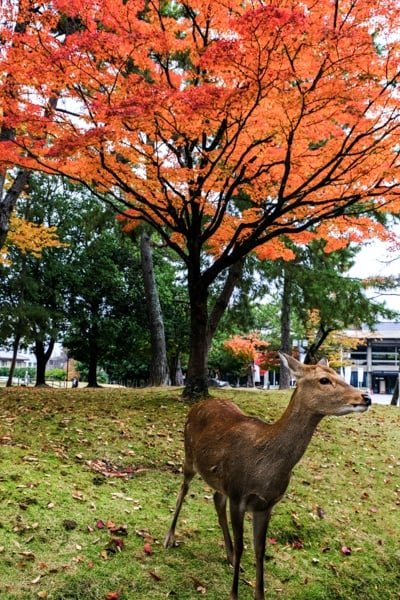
0,386,399,600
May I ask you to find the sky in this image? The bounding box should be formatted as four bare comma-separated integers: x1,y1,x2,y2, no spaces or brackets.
350,236,400,313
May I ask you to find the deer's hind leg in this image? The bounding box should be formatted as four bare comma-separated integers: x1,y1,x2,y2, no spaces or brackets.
229,499,246,600
213,491,234,565
164,465,195,548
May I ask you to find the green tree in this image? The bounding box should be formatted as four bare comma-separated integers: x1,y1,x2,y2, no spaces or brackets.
0,175,72,386
0,265,36,386
63,207,145,387
259,241,396,385
290,242,396,363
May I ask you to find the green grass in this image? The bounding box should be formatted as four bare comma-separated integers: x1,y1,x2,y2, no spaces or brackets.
0,386,399,600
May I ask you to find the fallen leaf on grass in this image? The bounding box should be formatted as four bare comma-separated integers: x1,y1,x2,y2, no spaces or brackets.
63,520,77,531
111,492,134,502
18,551,35,561
104,538,125,555
86,459,145,478
105,592,121,600
0,436,12,445
135,529,155,543
190,576,206,594
96,520,128,535
291,512,301,528
72,491,85,501
22,455,39,462
341,546,352,555
143,542,152,555
149,570,162,582
108,524,128,536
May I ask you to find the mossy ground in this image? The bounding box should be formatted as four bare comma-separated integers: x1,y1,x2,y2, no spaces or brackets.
0,386,399,599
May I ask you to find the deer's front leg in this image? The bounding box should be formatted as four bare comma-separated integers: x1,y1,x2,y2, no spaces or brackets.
230,500,245,600
252,509,272,600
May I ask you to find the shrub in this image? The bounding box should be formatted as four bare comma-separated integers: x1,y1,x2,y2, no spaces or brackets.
45,367,66,381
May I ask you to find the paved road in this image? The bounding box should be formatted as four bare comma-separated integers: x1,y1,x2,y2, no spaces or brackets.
372,394,396,405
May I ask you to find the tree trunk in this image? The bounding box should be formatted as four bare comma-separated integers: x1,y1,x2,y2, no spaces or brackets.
183,282,210,401
87,347,99,387
34,338,55,387
87,324,100,387
0,169,29,250
169,355,184,386
207,259,244,347
183,260,244,401
279,269,292,389
303,325,333,364
6,333,22,387
140,230,170,386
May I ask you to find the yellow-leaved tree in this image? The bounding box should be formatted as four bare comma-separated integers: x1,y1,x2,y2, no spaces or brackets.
1,214,62,264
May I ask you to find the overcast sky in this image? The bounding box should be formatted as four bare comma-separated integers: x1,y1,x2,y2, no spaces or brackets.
349,235,400,313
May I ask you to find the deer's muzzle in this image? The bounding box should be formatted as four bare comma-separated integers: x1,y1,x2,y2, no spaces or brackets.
361,393,372,407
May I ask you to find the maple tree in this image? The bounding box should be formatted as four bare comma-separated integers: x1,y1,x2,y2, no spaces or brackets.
1,0,400,397
222,332,276,385
223,333,268,366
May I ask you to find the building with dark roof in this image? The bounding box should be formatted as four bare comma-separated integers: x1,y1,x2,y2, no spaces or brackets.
0,350,32,369
345,322,400,394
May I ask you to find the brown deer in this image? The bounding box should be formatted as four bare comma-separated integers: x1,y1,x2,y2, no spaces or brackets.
164,353,371,600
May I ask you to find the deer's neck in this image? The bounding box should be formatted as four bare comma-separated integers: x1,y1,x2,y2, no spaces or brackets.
269,390,322,468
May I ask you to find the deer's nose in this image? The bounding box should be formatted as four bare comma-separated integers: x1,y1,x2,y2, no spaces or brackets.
362,392,372,406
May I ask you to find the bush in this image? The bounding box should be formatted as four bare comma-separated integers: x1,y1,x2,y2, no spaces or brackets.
0,366,36,379
45,368,66,381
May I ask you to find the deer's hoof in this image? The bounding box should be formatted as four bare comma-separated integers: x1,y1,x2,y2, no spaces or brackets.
164,532,175,549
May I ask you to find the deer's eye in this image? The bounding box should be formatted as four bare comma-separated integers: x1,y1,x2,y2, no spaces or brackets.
319,377,331,385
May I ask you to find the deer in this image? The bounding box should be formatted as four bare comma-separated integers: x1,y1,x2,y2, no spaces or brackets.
164,353,371,600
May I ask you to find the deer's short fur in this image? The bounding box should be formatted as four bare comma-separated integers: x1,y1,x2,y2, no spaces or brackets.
164,353,371,600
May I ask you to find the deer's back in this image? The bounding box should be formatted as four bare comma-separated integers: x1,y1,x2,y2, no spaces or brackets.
184,398,257,443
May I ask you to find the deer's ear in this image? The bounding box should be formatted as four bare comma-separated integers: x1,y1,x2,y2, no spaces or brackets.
317,357,329,367
279,352,306,379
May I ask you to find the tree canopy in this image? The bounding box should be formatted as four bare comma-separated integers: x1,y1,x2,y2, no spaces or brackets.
1,0,400,397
